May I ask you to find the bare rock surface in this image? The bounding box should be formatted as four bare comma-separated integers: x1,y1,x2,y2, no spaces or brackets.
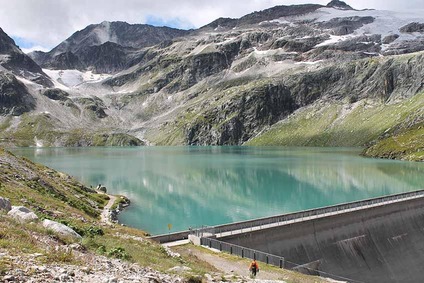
7,206,38,222
42,219,82,239
0,197,11,212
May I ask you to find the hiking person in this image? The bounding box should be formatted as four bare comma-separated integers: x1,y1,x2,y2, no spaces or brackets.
249,259,259,277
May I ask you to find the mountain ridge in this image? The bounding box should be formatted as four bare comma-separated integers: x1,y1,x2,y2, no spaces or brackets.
29,21,190,72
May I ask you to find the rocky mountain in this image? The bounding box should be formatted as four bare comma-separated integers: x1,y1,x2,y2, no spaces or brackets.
1,1,424,160
326,0,353,10
30,21,190,73
0,28,52,87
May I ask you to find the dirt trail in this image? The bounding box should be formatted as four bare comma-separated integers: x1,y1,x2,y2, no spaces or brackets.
186,247,287,282
100,194,117,224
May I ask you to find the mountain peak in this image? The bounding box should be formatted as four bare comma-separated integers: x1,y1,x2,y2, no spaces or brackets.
0,28,20,54
326,0,353,10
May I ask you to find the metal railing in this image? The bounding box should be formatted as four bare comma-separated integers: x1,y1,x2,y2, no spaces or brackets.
201,237,285,268
152,189,424,243
193,189,424,238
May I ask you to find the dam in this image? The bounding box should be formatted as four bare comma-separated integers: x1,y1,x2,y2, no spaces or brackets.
152,190,424,283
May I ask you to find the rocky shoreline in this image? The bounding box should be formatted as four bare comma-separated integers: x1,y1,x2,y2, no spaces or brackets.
110,196,130,224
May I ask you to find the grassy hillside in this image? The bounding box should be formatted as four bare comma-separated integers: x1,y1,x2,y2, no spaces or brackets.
0,148,211,278
247,93,424,161
364,123,424,161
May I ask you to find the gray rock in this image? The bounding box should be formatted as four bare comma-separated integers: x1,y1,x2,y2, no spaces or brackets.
0,73,36,116
3,275,15,281
59,274,69,282
400,22,424,33
0,197,11,212
318,16,375,36
382,34,400,44
42,219,82,239
42,88,69,101
7,206,38,222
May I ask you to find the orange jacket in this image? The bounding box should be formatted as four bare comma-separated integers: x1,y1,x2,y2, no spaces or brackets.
249,260,259,270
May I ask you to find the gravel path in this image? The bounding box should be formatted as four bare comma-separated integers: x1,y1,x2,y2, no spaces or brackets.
100,194,117,224
182,247,287,282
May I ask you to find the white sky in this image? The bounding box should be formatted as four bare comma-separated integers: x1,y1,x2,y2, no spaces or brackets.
0,0,423,51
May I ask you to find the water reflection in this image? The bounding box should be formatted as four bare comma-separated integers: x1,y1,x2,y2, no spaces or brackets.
11,147,424,235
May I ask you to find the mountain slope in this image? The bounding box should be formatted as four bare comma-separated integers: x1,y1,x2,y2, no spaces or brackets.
30,21,190,73
1,1,424,160
0,28,52,87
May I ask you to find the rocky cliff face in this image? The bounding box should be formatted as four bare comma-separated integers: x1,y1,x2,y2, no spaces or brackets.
0,28,52,87
180,54,424,146
0,73,35,115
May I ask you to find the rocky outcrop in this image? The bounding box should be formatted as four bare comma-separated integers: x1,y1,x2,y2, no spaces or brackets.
382,34,400,44
238,4,324,26
0,73,35,115
0,28,52,87
383,38,424,55
7,206,38,222
42,219,82,239
326,0,354,10
186,84,296,145
0,197,11,212
318,16,375,36
74,97,108,118
200,4,324,30
42,88,69,101
400,22,424,33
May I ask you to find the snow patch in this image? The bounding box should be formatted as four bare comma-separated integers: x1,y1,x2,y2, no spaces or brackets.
316,34,355,47
295,60,324,65
34,137,43,148
253,47,296,56
43,69,111,88
271,7,424,48
21,46,50,54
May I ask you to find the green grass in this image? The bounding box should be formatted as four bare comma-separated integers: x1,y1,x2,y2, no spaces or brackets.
364,123,424,161
110,195,129,210
1,113,60,146
248,93,424,148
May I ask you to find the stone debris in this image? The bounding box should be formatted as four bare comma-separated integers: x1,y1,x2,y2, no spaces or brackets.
163,245,181,258
0,246,291,283
7,206,38,222
0,249,184,283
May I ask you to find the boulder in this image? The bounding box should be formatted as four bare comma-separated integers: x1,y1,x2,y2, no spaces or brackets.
0,197,11,212
7,206,38,222
42,219,82,239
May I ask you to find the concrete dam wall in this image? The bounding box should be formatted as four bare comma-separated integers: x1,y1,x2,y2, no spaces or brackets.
220,197,424,283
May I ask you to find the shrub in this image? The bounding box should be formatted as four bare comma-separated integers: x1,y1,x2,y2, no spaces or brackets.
107,247,131,260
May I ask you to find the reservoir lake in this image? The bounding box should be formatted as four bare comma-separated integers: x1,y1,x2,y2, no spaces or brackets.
11,147,424,235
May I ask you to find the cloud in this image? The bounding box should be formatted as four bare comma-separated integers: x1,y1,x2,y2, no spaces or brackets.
0,0,422,51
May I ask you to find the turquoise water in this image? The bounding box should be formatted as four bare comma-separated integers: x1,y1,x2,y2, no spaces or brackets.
11,147,424,235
